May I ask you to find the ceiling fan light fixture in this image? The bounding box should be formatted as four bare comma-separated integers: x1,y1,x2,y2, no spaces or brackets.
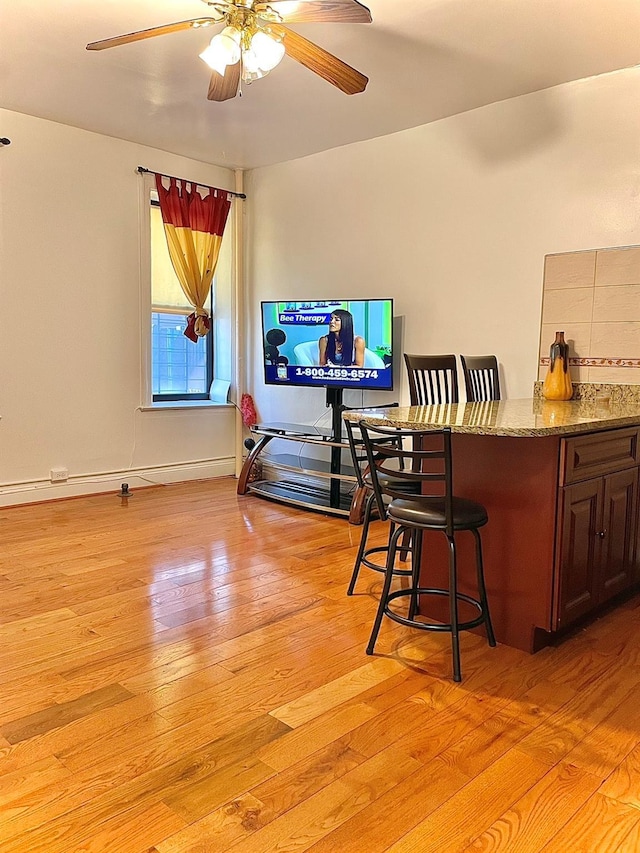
241,62,268,84
249,30,285,72
241,40,272,84
199,25,241,73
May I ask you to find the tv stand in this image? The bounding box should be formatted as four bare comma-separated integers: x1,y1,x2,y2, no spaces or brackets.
237,388,360,519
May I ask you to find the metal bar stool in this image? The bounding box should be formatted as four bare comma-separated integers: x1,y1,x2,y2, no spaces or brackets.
344,418,419,595
460,355,501,402
358,420,496,682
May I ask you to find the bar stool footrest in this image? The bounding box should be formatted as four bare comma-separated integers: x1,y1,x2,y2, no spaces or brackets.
362,545,412,576
384,587,488,633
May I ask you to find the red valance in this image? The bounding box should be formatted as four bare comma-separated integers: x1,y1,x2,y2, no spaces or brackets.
155,176,231,236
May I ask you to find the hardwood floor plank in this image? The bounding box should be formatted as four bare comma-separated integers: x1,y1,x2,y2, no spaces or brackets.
383,750,552,853
537,792,640,853
249,738,366,817
463,761,602,852
0,699,174,777
162,756,276,823
1,714,288,848
154,793,273,852
207,598,376,676
599,741,640,807
1,797,187,853
0,673,73,725
269,657,406,728
0,755,71,810
55,625,226,684
1,683,134,744
64,801,186,853
218,747,422,853
258,703,378,772
305,757,470,853
560,682,640,777
436,679,577,780
515,660,640,767
153,634,383,733
59,711,289,782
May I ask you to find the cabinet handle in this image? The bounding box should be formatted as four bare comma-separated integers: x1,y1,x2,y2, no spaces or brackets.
596,530,607,539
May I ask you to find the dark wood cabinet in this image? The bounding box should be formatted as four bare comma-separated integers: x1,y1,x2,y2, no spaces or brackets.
555,430,639,631
556,468,638,629
599,468,638,600
557,478,603,628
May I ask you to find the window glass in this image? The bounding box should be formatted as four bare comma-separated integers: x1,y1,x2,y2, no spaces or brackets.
152,312,210,396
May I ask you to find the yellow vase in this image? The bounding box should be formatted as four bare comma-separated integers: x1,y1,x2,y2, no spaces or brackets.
542,331,573,401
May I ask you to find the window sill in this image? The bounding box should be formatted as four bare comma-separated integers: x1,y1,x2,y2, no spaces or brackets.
140,401,235,412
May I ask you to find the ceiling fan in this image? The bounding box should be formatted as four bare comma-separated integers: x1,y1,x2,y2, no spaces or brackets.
86,0,372,102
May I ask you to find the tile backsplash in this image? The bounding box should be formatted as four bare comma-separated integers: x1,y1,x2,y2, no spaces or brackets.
539,245,640,385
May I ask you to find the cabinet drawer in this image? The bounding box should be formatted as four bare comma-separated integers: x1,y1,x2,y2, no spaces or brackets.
562,428,640,485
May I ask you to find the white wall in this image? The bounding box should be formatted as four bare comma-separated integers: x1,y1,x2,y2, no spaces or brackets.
246,68,640,428
3,68,639,503
0,110,237,505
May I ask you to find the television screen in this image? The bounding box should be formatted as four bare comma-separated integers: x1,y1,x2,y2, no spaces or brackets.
261,299,393,391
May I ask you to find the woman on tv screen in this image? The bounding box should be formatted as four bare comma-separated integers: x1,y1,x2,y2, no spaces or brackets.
318,309,365,367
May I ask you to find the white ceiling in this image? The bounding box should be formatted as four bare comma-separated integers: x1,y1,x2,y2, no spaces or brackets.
1,0,639,170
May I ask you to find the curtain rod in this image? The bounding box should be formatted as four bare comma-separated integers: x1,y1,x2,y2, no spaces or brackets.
137,166,246,199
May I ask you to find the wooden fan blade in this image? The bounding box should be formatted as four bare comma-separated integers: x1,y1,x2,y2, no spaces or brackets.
270,23,368,94
255,1,371,24
207,61,241,101
86,18,217,51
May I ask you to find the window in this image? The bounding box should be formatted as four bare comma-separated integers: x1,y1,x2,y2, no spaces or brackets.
150,201,213,401
139,174,234,410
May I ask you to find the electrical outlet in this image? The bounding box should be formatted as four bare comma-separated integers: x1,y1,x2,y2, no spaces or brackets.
50,467,68,482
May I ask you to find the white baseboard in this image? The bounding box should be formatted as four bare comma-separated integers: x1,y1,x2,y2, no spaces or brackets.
0,458,236,508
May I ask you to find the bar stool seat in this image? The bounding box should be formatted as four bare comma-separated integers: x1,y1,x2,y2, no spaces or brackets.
358,420,496,682
389,496,487,529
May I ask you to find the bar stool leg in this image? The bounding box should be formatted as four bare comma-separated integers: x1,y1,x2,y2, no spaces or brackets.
366,525,402,655
447,535,462,683
408,528,422,621
347,493,375,595
472,529,497,647
399,528,412,562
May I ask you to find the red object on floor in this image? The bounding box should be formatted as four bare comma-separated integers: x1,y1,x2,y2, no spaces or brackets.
240,393,258,427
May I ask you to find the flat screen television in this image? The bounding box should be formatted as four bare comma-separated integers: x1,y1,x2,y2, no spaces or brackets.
261,299,394,392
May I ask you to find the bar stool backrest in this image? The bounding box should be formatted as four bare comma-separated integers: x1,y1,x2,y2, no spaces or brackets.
404,354,459,405
460,355,501,402
344,417,370,494
358,420,455,535
344,412,403,504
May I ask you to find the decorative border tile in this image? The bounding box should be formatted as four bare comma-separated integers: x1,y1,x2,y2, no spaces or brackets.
539,357,640,367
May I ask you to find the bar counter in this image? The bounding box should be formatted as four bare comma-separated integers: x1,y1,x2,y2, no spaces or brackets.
344,398,640,653
343,396,640,437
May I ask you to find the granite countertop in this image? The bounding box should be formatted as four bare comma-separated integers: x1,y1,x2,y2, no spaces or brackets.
343,398,640,437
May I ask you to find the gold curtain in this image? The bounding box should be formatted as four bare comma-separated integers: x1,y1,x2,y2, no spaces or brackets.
154,175,232,342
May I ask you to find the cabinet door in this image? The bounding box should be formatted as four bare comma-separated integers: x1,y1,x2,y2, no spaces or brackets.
636,486,640,584
556,479,603,629
599,468,638,603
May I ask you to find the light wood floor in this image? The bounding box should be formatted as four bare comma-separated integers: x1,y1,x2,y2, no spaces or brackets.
1,478,640,852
